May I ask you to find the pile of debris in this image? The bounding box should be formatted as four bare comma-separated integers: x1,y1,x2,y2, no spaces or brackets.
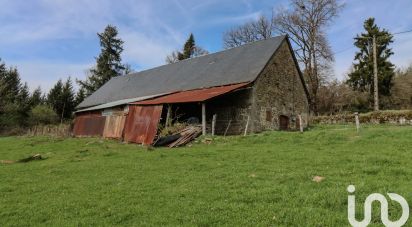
154,125,202,147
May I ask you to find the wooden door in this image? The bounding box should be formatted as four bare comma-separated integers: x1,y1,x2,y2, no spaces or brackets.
279,115,289,131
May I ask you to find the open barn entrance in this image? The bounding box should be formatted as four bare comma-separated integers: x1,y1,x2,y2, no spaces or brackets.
279,115,289,130
160,102,203,126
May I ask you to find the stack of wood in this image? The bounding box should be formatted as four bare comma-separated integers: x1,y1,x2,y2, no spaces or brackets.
167,126,202,147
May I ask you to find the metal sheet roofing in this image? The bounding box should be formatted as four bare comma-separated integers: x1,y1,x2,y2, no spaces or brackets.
75,93,168,113
77,36,287,109
131,82,249,105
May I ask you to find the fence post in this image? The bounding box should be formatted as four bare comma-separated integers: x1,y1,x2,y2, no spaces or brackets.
355,112,360,133
298,114,304,133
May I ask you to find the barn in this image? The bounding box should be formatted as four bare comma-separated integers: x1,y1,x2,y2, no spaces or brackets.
74,35,310,145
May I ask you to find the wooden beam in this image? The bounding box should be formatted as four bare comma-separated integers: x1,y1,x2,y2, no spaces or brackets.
244,116,250,136
212,114,217,136
165,104,171,127
298,114,303,133
202,103,206,136
224,120,231,137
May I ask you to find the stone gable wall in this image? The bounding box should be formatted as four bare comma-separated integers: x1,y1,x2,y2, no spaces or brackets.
250,40,309,132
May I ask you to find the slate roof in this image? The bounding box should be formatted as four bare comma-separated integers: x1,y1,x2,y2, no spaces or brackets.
77,35,287,109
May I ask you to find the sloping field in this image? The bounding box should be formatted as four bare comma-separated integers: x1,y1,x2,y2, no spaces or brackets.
1,125,411,226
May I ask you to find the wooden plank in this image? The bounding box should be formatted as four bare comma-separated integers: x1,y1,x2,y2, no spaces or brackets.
244,116,250,136
165,104,171,127
224,120,232,136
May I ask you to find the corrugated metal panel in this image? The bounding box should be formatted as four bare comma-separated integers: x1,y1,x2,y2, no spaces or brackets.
76,93,169,113
73,115,106,137
103,115,126,139
131,83,250,105
123,105,163,145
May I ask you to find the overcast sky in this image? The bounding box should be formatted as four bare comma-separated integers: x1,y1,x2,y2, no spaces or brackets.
1,0,412,91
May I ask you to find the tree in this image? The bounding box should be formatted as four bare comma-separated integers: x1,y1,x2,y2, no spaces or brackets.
123,63,134,75
60,77,75,120
30,86,44,107
75,87,86,107
0,59,8,114
47,78,76,121
0,65,31,127
165,33,209,64
29,105,58,125
1,67,21,103
223,15,273,48
273,0,343,113
391,65,412,109
47,79,63,117
179,33,196,60
347,18,394,104
78,25,125,95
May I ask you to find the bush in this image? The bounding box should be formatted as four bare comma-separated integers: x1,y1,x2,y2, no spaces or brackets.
312,110,412,124
29,105,59,125
0,103,28,128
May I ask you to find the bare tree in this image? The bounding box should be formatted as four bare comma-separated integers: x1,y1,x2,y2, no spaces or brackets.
165,47,209,64
193,46,209,57
165,51,180,64
166,33,209,64
223,15,273,49
272,0,343,113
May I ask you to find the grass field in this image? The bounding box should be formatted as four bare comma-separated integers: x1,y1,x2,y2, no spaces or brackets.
1,125,412,226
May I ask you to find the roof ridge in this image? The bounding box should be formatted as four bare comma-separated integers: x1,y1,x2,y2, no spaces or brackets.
124,35,287,78
78,35,287,109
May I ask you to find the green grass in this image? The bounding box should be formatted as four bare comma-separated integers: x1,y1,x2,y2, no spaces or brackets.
1,125,412,226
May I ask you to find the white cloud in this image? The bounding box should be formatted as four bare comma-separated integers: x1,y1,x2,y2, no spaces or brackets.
121,30,178,67
8,61,93,92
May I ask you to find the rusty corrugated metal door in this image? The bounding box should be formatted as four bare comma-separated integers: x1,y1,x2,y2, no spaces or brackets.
103,115,126,139
123,105,163,145
73,115,106,136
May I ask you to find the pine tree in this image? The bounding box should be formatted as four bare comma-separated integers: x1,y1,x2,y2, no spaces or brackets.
17,82,31,114
166,33,208,64
47,79,63,118
78,25,125,95
0,60,8,113
60,77,75,119
2,67,21,103
179,33,195,60
30,86,43,107
47,78,76,121
347,18,394,98
75,87,86,106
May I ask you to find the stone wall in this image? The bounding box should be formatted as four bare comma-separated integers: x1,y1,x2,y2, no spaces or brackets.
204,39,310,135
206,88,252,135
250,40,309,132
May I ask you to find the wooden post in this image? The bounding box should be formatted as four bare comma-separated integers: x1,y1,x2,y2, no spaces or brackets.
224,120,231,137
212,114,217,136
355,112,360,132
165,104,171,127
298,114,303,133
244,116,250,136
202,103,206,136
